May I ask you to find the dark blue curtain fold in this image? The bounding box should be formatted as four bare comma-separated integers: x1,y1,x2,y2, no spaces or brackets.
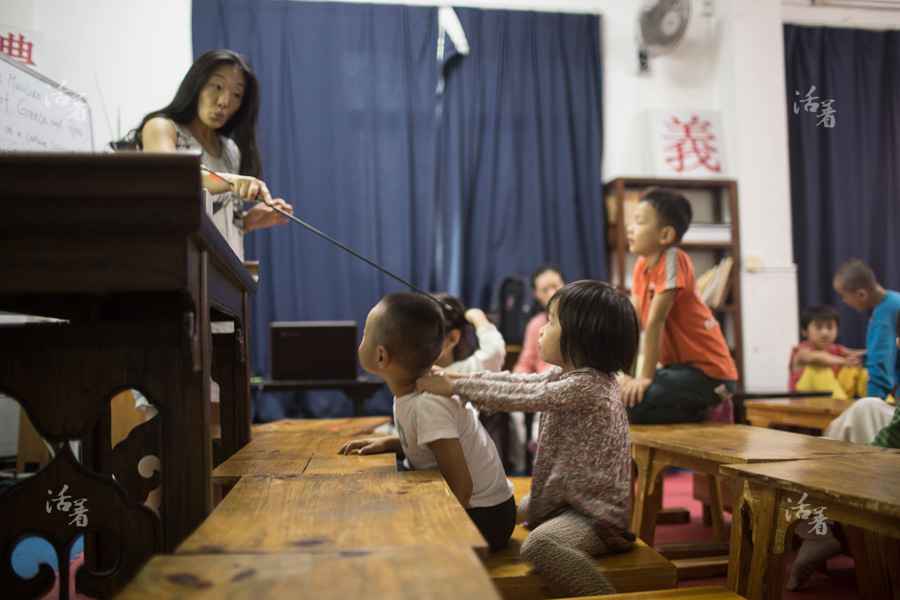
435,9,606,308
192,1,604,418
784,24,900,349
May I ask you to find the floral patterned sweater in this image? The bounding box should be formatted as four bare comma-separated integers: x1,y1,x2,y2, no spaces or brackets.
454,366,634,546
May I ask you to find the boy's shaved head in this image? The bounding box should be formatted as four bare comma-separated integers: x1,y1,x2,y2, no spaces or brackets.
834,258,877,293
372,292,445,375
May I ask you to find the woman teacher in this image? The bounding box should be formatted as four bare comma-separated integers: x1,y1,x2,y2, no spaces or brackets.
127,48,292,259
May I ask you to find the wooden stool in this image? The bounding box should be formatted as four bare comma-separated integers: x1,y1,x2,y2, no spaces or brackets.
561,585,745,599
484,478,677,600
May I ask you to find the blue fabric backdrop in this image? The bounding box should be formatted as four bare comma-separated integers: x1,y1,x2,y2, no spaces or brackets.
192,0,605,418
784,24,900,349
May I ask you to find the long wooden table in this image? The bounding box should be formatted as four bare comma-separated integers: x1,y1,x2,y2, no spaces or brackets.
722,452,900,600
630,422,891,546
119,417,498,597
0,154,256,598
251,416,390,437
179,470,488,557
211,434,397,484
743,397,853,430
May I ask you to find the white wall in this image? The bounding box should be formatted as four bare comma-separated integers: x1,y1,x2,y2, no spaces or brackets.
0,0,193,150
1,0,891,393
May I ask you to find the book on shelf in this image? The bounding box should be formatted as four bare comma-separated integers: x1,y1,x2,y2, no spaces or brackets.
696,256,733,308
681,223,732,244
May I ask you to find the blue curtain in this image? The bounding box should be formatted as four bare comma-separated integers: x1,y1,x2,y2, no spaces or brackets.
192,0,605,418
784,24,900,349
435,8,606,308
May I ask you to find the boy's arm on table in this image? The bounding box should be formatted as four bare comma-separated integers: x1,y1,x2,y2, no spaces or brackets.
429,438,473,507
793,347,861,369
620,289,676,407
337,435,402,455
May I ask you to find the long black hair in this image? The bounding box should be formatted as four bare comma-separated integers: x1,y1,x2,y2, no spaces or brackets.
124,49,262,177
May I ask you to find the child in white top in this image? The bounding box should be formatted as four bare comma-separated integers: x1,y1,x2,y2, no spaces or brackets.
431,293,525,472
417,281,640,596
432,293,507,374
338,292,515,552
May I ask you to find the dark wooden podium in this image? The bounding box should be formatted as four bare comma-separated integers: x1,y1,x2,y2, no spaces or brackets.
0,153,257,599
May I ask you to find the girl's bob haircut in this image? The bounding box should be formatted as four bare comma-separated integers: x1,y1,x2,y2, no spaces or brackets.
549,280,639,374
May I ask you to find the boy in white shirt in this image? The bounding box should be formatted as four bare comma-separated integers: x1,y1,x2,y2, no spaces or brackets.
339,292,515,552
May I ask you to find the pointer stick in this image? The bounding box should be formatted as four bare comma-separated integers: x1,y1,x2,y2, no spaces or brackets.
200,165,454,314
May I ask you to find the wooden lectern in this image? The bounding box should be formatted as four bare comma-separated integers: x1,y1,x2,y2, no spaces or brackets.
0,153,257,599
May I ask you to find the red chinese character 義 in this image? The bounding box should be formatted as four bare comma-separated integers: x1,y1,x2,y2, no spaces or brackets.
661,115,721,174
0,33,36,67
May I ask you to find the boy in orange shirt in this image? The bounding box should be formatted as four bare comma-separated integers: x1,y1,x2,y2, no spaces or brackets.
620,189,738,423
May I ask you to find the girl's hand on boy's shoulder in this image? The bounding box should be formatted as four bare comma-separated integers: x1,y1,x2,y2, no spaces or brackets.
416,371,455,397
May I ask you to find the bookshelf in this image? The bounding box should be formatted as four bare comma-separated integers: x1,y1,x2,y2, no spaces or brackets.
604,177,743,388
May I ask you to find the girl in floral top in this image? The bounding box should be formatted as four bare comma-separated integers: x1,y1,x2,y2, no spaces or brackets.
417,280,639,596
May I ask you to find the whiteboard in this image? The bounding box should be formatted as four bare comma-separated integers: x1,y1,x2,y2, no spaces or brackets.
0,51,93,152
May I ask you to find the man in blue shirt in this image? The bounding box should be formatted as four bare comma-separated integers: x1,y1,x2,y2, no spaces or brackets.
833,258,900,399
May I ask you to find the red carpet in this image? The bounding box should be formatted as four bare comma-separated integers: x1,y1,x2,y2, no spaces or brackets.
656,468,860,599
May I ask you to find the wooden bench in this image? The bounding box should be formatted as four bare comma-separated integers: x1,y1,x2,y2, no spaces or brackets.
561,586,745,599
117,544,501,599
483,477,677,600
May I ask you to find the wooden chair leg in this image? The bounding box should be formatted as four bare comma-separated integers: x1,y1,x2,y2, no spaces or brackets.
844,524,900,600
707,474,728,542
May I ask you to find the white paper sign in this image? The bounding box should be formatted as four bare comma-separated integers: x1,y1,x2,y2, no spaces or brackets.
0,52,92,152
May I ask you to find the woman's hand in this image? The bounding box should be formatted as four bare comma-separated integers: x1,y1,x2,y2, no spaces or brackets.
416,371,455,397
243,198,293,231
228,175,272,204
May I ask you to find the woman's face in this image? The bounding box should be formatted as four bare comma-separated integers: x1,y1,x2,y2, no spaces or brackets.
533,270,564,310
195,64,246,130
